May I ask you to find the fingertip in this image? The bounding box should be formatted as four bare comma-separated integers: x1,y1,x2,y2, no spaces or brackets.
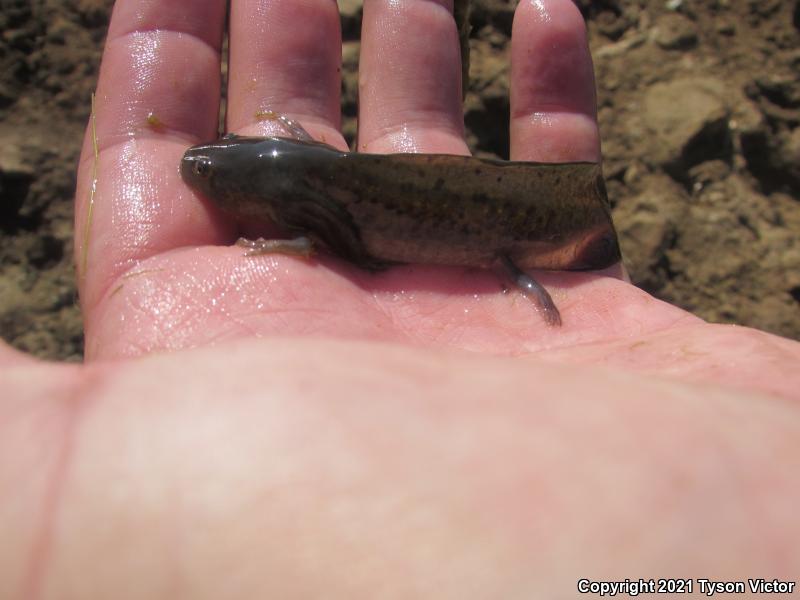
510,0,600,162
358,0,468,154
511,0,594,117
227,0,344,144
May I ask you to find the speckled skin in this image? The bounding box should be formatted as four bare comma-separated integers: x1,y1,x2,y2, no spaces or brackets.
181,136,621,273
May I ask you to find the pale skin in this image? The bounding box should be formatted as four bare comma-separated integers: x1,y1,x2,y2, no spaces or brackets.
2,0,800,597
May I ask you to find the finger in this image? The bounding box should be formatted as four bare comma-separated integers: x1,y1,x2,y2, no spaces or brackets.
75,0,229,310
227,0,345,148
359,0,468,154
510,0,600,162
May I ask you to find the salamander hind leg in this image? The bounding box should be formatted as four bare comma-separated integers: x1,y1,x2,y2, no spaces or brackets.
498,254,562,327
236,236,315,258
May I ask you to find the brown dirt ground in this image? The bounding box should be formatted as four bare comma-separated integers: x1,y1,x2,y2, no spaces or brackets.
1,0,798,362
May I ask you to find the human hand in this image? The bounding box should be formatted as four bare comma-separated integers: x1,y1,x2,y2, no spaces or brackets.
2,0,799,597
65,0,798,401
78,0,669,359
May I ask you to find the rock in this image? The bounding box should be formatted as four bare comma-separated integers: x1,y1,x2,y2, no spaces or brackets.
731,98,766,136
614,175,685,293
754,74,800,108
716,20,736,36
786,127,800,170
0,168,32,223
76,0,110,28
596,10,630,41
738,91,800,192
742,122,800,192
688,160,731,192
642,78,731,175
595,33,647,59
654,13,698,50
0,136,33,177
749,0,781,19
46,16,77,45
0,140,34,222
28,234,65,269
770,128,800,190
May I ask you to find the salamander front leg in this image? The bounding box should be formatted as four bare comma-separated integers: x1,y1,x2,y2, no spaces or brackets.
236,236,315,258
254,110,316,143
498,254,562,327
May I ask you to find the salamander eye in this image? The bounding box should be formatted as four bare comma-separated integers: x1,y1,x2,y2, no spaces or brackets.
192,158,213,178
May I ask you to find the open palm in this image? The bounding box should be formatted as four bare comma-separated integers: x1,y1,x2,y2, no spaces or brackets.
71,0,797,400
72,0,680,355
76,1,792,404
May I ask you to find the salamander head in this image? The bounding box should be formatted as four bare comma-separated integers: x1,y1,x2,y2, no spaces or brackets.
181,135,341,222
181,136,297,219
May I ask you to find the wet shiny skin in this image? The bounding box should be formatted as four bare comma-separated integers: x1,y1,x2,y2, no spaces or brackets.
181,135,621,326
